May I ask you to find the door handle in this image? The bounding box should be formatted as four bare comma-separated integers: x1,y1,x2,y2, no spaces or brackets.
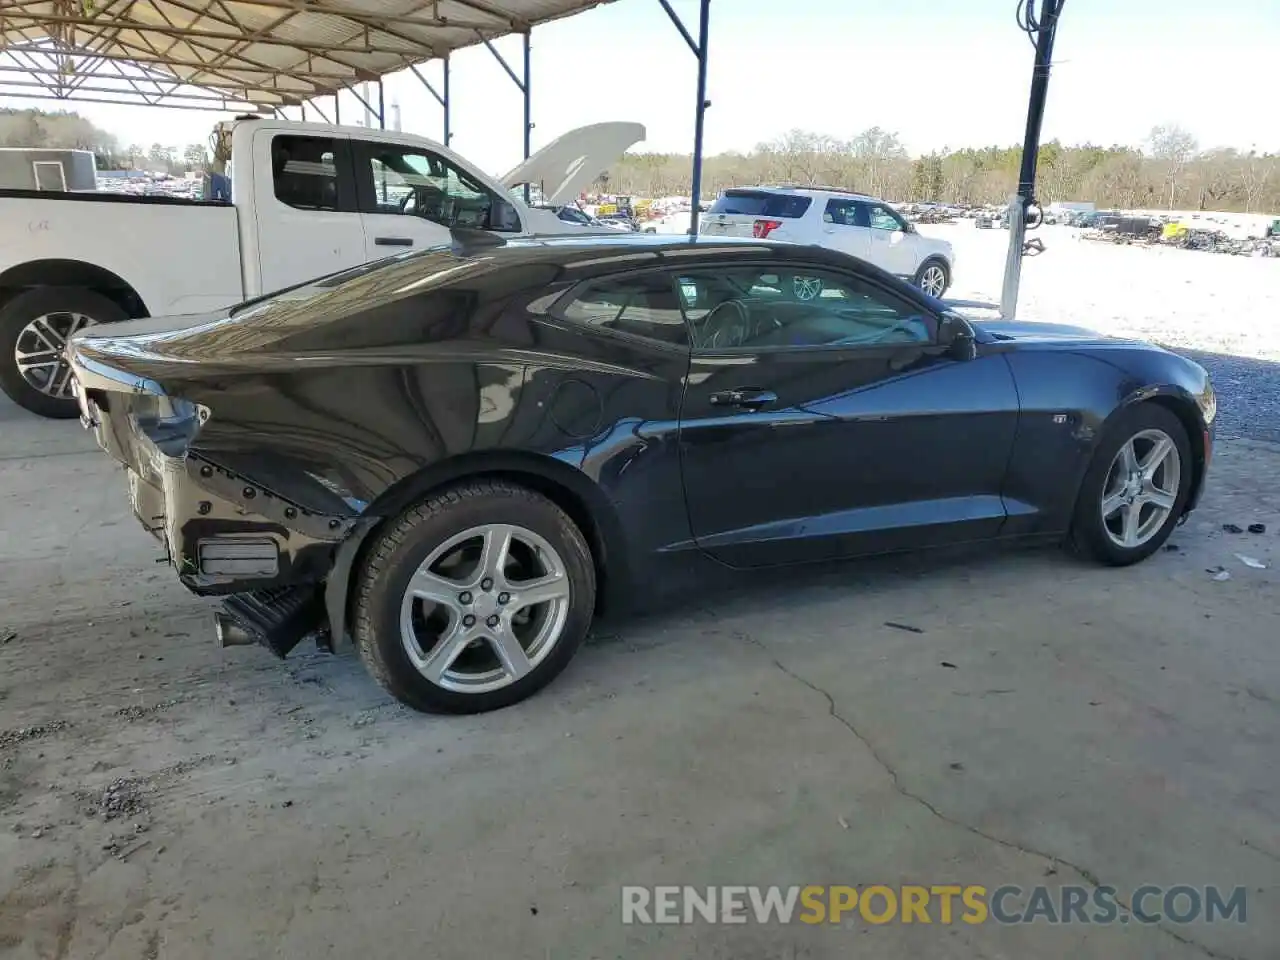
374,236,413,246
709,388,778,410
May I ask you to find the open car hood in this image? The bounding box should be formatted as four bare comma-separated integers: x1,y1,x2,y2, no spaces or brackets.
502,122,646,205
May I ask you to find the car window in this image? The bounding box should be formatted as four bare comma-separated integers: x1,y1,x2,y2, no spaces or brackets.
271,135,340,212
676,265,934,350
824,199,858,226
865,202,907,232
358,143,520,232
560,274,689,347
708,190,812,219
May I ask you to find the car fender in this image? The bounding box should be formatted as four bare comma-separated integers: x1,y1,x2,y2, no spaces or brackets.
323,449,632,649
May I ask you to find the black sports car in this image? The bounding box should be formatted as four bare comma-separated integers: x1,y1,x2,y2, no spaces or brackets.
68,233,1216,714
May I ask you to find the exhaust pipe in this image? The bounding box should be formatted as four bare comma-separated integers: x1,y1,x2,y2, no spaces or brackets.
214,612,256,647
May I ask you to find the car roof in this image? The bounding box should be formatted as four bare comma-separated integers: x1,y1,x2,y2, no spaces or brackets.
723,185,877,201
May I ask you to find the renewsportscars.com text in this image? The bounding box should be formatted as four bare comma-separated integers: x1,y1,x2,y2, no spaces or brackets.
621,884,1247,926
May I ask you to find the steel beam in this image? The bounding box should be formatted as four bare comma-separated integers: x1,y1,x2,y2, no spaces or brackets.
1000,0,1063,320
409,59,450,146
482,30,532,200
658,0,711,235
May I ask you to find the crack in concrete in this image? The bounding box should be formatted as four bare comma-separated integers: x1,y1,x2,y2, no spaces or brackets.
734,630,1246,960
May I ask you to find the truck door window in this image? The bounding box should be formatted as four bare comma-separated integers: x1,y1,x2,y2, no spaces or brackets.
358,143,521,233
271,135,340,211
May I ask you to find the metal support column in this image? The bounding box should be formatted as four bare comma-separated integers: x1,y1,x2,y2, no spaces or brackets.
658,0,711,236
334,91,341,124
377,78,385,129
482,30,533,201
1000,0,1063,319
410,59,451,146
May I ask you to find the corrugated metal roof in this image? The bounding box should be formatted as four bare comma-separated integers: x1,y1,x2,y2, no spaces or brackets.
0,0,615,111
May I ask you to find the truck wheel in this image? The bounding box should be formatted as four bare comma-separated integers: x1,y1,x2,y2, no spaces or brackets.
0,287,126,419
352,479,596,714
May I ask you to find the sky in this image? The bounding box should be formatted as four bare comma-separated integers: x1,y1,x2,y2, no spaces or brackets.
7,0,1279,177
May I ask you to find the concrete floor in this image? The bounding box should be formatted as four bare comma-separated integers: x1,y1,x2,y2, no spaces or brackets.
1,393,1278,960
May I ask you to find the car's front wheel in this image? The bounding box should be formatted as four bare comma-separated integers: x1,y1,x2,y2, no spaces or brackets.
353,479,597,713
913,258,950,297
1069,404,1192,565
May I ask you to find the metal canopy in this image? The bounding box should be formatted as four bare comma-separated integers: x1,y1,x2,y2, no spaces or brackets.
0,0,613,111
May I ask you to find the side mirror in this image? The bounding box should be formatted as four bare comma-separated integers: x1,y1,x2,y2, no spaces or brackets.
904,221,918,234
938,312,976,361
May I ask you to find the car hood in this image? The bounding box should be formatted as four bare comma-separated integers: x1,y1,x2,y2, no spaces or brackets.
971,318,1145,346
502,122,646,205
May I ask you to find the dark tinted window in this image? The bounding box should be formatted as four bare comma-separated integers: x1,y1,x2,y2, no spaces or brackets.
271,135,340,211
561,274,688,347
708,190,812,218
676,266,934,350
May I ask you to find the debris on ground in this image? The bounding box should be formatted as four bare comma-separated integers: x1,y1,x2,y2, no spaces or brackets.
1235,554,1268,570
1248,523,1267,534
1163,543,1180,552
1223,523,1244,534
884,621,924,634
112,698,181,720
0,719,71,748
1208,566,1232,581
1,631,15,644
85,777,150,821
940,661,958,669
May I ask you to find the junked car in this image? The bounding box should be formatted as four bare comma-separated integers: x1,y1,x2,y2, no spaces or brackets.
69,232,1215,714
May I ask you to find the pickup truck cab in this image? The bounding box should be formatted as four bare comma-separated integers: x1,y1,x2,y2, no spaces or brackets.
0,118,645,418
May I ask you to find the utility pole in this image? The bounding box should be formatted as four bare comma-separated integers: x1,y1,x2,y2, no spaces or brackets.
1000,0,1064,320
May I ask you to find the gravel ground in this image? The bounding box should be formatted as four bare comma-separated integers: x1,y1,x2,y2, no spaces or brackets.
933,222,1280,443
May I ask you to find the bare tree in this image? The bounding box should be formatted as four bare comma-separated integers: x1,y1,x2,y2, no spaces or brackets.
1146,124,1199,209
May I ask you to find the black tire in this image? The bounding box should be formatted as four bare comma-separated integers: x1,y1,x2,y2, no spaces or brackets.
352,479,597,714
0,287,126,419
1068,404,1192,566
913,258,950,297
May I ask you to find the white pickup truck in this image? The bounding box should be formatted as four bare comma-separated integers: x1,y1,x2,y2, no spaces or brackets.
0,118,645,418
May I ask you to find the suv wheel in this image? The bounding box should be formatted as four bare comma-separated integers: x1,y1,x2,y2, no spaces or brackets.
914,259,950,297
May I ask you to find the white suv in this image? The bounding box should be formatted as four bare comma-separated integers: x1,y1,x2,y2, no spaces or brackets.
698,186,954,297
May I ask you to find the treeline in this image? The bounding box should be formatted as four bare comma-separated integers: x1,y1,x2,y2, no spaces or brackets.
606,126,1280,215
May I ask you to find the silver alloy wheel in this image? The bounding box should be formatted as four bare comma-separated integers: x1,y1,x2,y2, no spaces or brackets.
792,276,823,301
399,523,571,694
14,312,98,399
1100,428,1181,549
919,264,947,296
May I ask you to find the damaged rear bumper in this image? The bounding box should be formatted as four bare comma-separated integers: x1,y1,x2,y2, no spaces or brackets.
74,363,361,655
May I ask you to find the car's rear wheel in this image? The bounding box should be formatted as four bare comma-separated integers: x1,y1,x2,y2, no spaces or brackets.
914,258,950,297
352,479,596,713
1068,404,1191,566
0,287,125,419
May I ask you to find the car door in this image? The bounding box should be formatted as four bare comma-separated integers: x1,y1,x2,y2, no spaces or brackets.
250,131,366,294
350,139,523,259
674,259,1021,568
859,200,919,277
820,198,872,260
